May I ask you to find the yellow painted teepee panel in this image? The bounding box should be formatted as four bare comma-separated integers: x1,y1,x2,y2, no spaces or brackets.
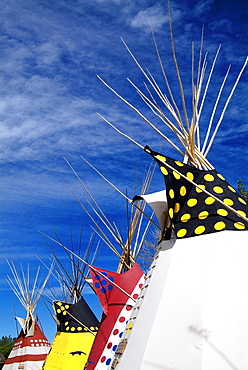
42,331,95,369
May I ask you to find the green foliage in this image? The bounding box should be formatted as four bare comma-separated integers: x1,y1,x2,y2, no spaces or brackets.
237,179,248,202
0,336,15,346
0,336,16,359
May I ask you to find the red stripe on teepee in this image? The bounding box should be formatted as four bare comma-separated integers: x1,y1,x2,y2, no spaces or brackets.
5,354,48,364
4,322,50,368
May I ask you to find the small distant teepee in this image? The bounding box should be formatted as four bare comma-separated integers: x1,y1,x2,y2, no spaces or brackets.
3,261,51,370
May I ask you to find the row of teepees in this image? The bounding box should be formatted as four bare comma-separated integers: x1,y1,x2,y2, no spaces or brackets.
4,2,248,370
40,167,155,370
3,161,156,370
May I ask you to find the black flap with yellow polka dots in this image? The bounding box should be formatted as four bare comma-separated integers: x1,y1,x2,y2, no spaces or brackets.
145,146,248,239
54,298,99,333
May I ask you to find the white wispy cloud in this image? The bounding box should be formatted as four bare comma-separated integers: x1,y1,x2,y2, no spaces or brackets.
193,0,215,17
129,5,168,31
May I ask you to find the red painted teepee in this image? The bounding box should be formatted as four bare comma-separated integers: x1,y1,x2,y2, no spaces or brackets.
4,321,50,370
85,263,145,370
3,261,52,370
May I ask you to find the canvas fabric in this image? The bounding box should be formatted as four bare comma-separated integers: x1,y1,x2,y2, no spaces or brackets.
3,322,50,370
42,298,98,370
145,145,248,239
86,263,145,370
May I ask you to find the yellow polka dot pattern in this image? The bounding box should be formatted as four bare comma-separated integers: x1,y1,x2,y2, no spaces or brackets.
186,172,194,181
194,225,205,235
53,299,99,334
161,167,168,176
213,186,224,194
144,145,248,238
196,184,206,193
204,174,215,182
177,229,187,238
217,209,228,217
198,211,209,219
181,213,191,222
180,186,186,196
187,198,197,207
173,171,181,180
174,203,180,213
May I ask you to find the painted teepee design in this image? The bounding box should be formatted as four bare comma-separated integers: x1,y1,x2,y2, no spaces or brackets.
41,229,100,370
93,4,248,369
42,299,98,370
145,145,248,237
85,263,145,370
62,165,155,369
3,262,51,370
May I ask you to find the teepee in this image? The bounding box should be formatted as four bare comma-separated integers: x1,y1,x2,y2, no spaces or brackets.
62,163,158,369
3,261,51,370
93,4,248,369
85,262,144,370
40,229,99,370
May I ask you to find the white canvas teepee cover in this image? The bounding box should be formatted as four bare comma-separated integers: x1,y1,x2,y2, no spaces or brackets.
116,152,248,370
118,230,248,370
94,9,248,367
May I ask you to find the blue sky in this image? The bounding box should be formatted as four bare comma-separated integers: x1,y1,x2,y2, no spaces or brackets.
0,0,247,343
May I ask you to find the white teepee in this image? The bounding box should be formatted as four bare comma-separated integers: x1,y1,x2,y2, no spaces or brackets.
93,5,248,369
